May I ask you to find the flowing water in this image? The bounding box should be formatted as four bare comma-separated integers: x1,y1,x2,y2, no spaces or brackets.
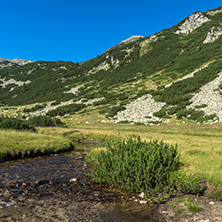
0,143,159,221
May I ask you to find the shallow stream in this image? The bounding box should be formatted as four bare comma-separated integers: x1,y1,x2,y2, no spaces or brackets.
0,143,159,221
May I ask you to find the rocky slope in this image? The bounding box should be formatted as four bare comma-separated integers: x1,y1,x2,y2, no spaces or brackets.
1,5,222,125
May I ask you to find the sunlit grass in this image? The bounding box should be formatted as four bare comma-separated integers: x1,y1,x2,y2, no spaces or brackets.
0,129,73,160
60,116,222,186
1,110,222,186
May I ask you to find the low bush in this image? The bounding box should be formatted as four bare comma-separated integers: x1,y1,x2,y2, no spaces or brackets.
105,105,126,118
153,109,167,118
188,110,205,121
47,104,86,117
178,174,207,196
187,202,202,213
176,108,190,119
88,136,180,193
23,103,47,113
0,116,36,132
28,116,65,127
206,185,222,200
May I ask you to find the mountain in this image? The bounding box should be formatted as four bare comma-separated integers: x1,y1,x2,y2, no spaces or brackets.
106,35,144,51
1,5,222,125
0,58,33,69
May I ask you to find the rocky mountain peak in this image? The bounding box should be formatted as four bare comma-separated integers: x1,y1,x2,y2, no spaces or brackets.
106,35,144,52
0,58,10,63
206,6,222,16
11,58,33,66
0,57,33,69
119,35,144,46
175,12,209,34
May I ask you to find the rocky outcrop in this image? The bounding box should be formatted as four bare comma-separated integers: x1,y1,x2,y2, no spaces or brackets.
0,78,31,89
112,94,165,124
203,26,222,43
106,35,144,52
119,35,144,46
11,58,33,66
0,57,32,69
206,9,222,16
86,61,111,75
64,86,82,94
188,73,222,121
175,12,209,34
165,64,209,88
24,97,105,117
140,35,158,56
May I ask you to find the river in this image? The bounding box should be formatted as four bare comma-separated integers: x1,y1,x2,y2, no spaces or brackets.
0,143,159,221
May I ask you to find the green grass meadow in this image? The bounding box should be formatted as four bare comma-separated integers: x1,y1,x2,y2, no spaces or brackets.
0,129,73,160
1,113,222,187
60,116,222,186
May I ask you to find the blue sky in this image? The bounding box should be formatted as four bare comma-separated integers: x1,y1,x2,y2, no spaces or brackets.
0,0,221,62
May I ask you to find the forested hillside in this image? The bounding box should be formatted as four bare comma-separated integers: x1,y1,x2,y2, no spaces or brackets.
1,6,222,124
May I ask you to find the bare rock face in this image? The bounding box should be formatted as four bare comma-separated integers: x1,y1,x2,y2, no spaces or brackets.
0,58,9,63
206,8,222,16
11,58,33,66
188,72,222,121
175,12,209,34
203,26,222,43
112,94,165,124
0,57,33,69
119,35,144,46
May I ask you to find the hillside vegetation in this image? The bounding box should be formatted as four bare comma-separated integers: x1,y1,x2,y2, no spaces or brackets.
1,6,222,124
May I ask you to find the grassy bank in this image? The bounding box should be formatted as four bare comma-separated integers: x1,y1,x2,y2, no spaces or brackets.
1,113,222,187
59,117,222,186
0,129,73,161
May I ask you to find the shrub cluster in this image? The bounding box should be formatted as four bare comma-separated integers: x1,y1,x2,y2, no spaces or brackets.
23,103,47,113
47,104,86,117
177,174,207,196
89,136,180,193
105,105,126,118
28,116,65,127
0,116,36,132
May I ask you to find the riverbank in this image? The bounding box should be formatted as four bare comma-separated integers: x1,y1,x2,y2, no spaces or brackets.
1,122,222,221
0,129,74,162
0,142,222,221
155,194,222,221
0,150,158,222
1,149,221,222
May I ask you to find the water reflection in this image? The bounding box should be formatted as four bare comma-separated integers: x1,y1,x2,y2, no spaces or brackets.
0,143,158,221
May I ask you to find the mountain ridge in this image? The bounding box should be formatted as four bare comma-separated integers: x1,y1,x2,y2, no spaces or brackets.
0,57,33,69
1,5,222,125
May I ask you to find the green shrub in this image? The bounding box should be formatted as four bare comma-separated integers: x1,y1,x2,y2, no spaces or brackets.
187,202,202,213
93,100,108,106
47,104,86,117
176,108,190,119
105,105,126,118
206,185,222,200
195,104,207,109
178,174,207,196
28,116,65,127
89,136,180,193
188,110,204,121
176,208,184,215
153,109,167,118
23,103,47,112
0,116,36,132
